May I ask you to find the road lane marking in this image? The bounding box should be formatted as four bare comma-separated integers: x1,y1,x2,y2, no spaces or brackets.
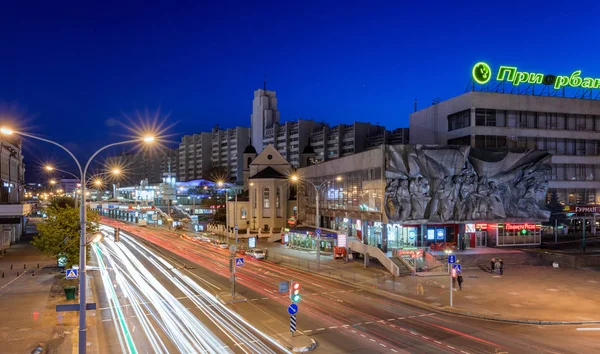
317,328,325,331
447,345,455,349
377,320,385,323
398,317,405,320
261,297,269,300
329,326,338,329
422,336,429,340
461,351,470,354
419,314,427,317
576,328,600,331
409,315,416,318
391,349,398,353
380,343,386,347
434,341,442,344
365,321,372,324
360,334,366,337
387,318,395,321
303,330,312,333
369,339,376,342
342,325,349,328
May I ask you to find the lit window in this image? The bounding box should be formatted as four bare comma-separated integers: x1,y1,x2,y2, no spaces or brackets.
263,188,270,208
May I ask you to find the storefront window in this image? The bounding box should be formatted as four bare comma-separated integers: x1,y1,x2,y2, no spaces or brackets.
240,208,247,219
497,223,541,246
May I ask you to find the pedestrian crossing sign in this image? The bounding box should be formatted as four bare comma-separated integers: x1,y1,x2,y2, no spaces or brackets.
65,268,79,279
235,257,244,267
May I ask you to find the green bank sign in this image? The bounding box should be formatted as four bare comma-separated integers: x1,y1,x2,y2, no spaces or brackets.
472,62,600,90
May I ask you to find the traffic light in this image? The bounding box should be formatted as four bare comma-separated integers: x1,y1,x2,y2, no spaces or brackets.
290,281,301,302
114,227,120,242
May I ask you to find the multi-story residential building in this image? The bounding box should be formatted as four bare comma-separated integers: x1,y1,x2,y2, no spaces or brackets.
178,132,212,181
366,128,410,149
0,135,30,249
410,91,600,206
308,122,388,163
251,88,280,153
262,119,326,167
211,125,250,182
107,147,178,186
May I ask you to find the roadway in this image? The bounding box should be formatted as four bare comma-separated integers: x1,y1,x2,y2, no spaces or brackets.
90,225,290,354
96,219,600,353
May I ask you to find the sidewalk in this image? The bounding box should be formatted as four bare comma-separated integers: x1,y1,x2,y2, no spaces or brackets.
262,241,600,323
0,230,77,353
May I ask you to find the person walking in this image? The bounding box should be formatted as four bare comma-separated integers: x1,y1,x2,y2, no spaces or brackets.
451,266,457,290
490,258,496,274
457,270,464,290
499,259,504,275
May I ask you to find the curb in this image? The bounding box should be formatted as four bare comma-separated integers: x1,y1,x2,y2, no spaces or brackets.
270,256,600,326
292,337,317,353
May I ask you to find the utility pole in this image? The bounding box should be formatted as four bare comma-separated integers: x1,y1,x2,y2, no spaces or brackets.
234,192,238,244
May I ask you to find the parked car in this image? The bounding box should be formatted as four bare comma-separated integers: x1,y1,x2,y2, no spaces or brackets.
247,249,265,260
217,241,228,249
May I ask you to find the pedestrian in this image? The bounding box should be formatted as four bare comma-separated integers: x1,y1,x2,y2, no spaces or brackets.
490,258,495,274
457,272,463,290
451,266,457,290
494,260,501,275
500,259,504,275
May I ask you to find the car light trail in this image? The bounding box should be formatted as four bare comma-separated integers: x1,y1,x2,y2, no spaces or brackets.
94,226,290,354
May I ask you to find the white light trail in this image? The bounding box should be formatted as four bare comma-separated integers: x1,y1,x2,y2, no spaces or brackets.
94,227,291,354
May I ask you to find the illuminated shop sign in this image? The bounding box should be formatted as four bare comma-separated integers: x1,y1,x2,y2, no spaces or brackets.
475,223,488,230
397,249,423,259
563,205,599,214
472,62,600,90
504,223,540,231
436,229,445,240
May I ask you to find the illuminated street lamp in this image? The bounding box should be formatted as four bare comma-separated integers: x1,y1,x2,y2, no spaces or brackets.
290,174,342,272
0,126,155,354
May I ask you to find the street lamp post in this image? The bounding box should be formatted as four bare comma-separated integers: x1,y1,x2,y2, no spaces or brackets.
1,127,154,354
291,174,342,272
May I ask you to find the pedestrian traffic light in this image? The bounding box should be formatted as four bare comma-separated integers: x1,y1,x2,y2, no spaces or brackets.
290,281,301,302
114,227,120,242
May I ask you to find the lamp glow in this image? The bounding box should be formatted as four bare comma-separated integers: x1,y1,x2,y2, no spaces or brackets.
0,127,14,135
143,136,155,143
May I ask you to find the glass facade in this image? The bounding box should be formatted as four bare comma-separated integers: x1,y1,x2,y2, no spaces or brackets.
303,168,383,213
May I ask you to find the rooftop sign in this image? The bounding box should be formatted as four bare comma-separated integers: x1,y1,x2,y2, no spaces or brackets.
472,62,600,90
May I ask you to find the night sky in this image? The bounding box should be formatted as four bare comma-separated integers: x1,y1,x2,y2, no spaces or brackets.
0,1,598,181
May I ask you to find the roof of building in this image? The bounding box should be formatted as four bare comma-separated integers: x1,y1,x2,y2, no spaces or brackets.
302,144,315,154
243,145,257,154
249,166,286,179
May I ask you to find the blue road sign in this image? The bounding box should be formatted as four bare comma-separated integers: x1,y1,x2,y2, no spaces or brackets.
65,269,78,279
447,255,456,264
315,228,321,236
279,281,289,293
288,303,298,315
453,264,462,273
290,315,297,333
235,257,244,267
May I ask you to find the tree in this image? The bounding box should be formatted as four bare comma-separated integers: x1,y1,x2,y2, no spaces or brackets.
33,199,100,268
546,191,567,227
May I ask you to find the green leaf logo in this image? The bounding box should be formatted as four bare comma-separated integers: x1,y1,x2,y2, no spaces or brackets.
472,62,491,84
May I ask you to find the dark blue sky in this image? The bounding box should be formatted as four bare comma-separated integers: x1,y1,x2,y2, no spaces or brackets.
0,0,598,180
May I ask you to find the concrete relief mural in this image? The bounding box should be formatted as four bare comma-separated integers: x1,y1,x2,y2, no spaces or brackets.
385,145,551,223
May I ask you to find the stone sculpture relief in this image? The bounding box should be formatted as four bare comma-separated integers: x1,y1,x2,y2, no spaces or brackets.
385,145,551,223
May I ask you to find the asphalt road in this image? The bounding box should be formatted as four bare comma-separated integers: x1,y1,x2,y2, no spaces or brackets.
96,220,600,354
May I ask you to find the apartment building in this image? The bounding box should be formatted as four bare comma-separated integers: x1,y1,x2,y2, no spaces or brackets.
262,119,325,167
107,147,178,186
366,128,410,149
178,132,212,181
308,122,388,163
211,125,250,182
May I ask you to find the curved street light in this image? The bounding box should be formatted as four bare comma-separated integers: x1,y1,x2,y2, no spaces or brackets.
290,174,342,272
1,127,155,354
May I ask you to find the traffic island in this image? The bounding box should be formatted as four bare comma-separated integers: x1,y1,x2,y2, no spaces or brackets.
216,292,247,304
273,332,317,353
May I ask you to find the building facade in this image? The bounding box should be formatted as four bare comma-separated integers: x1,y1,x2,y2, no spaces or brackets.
178,132,212,181
307,122,393,163
107,147,178,187
297,144,550,252
410,91,600,206
251,88,280,154
0,136,30,249
211,125,250,182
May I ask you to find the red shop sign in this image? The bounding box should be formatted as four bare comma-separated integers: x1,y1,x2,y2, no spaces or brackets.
505,223,539,231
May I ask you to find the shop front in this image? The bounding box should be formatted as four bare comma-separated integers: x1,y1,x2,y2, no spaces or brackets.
465,223,490,248
287,227,339,254
386,224,418,249
424,224,458,249
465,222,541,246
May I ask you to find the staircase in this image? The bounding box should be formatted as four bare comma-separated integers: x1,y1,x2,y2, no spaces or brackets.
390,257,413,275
156,206,188,220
